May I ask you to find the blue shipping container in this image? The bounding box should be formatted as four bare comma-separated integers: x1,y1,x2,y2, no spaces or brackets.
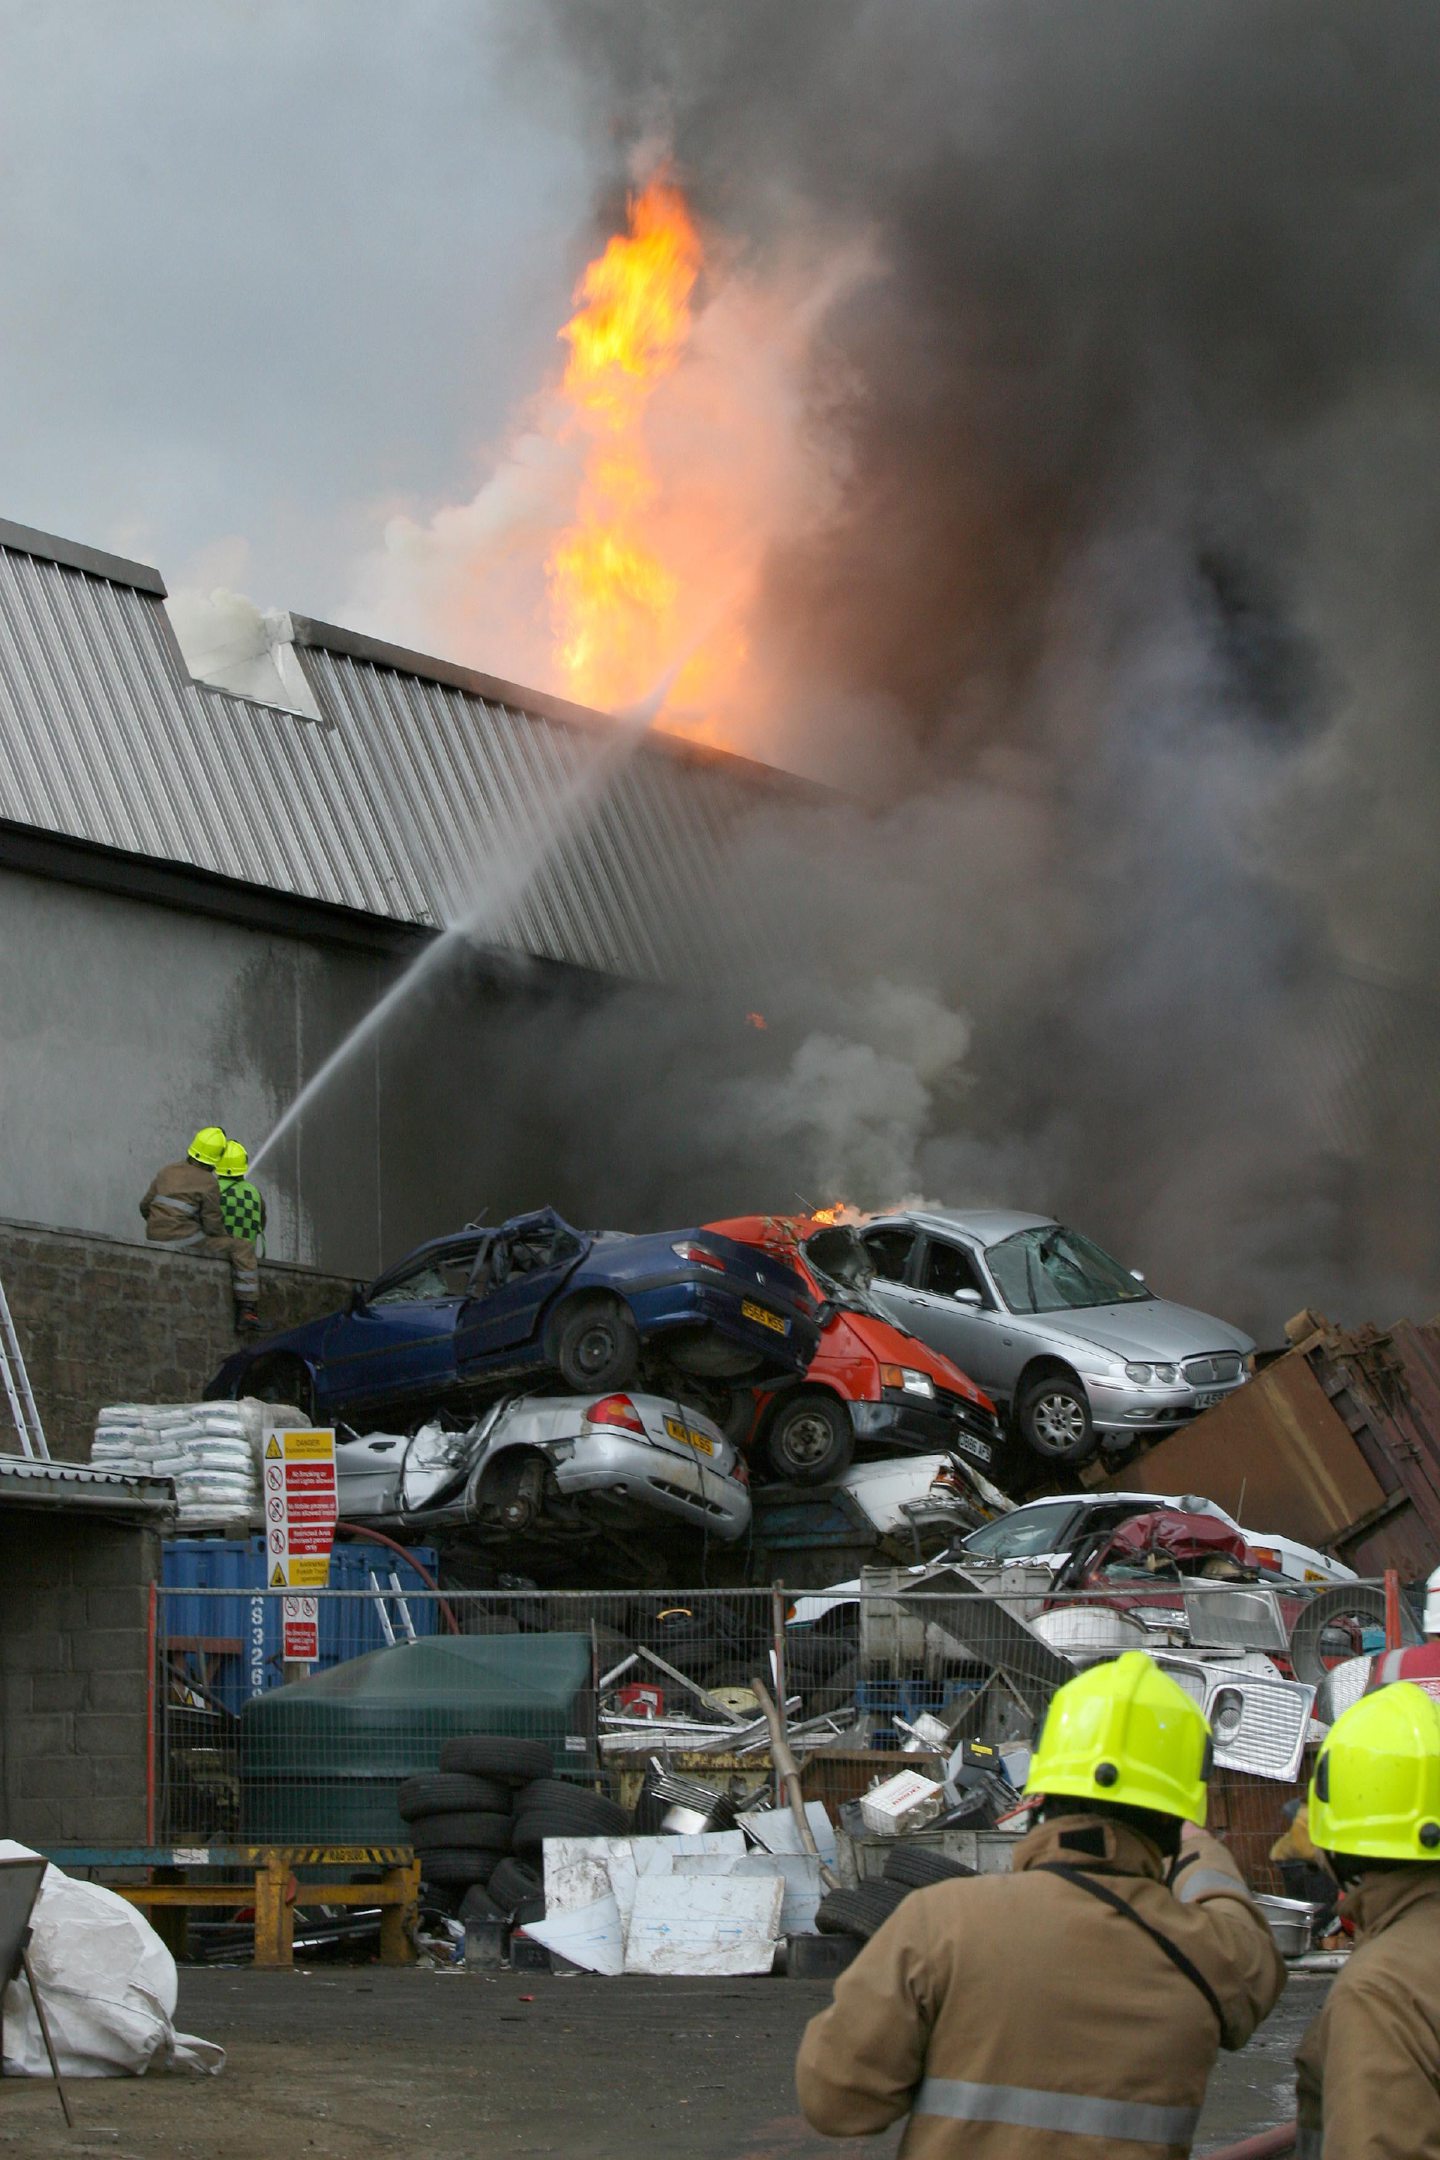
161,1537,441,1714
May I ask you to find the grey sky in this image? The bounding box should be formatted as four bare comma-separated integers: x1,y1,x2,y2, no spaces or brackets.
0,0,595,614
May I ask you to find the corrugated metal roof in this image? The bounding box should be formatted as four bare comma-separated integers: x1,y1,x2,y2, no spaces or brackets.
0,523,792,978
0,1453,176,1517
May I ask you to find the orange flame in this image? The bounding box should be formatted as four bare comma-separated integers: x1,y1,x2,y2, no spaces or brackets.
547,180,704,714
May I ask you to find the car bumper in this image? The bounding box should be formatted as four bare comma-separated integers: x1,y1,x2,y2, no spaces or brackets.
546,1433,752,1542
632,1280,817,1376
1085,1372,1250,1441
850,1399,997,1467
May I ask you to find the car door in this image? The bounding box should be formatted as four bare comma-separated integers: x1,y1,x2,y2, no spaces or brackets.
871,1230,1017,1400
859,1225,920,1342
454,1214,589,1372
319,1236,484,1414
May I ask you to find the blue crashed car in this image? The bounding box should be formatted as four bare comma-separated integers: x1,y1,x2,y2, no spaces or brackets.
206,1207,820,1427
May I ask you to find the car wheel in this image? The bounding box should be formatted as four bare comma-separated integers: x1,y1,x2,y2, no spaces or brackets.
1016,1372,1096,1464
248,1356,316,1421
553,1300,640,1391
761,1393,855,1486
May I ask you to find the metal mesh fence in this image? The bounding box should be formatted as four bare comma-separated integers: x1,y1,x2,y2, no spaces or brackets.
149,1575,1358,1893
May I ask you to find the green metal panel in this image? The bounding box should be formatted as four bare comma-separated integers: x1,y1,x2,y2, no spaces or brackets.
239,1633,593,1842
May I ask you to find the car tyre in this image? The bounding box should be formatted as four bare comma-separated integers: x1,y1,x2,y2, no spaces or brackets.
1015,1371,1097,1465
882,1845,977,1889
246,1355,316,1421
438,1737,554,1783
487,1857,542,1915
553,1299,640,1391
397,1773,512,1820
419,1848,502,1889
815,1882,912,1938
761,1392,855,1486
409,1810,514,1854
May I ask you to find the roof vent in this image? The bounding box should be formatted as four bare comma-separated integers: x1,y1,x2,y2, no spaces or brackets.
166,590,324,722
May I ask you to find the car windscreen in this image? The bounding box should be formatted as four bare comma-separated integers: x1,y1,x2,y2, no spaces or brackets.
962,1500,1078,1558
984,1225,1152,1314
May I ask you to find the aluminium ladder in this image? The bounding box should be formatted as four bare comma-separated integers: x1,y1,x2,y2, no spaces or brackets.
0,1272,49,1459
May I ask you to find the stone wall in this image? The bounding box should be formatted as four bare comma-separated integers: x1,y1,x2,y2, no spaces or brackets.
0,1512,161,1845
0,1216,357,1462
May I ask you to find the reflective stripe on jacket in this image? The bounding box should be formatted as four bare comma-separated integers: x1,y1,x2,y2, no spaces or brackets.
1296,1867,1440,2158
140,1160,224,1244
796,1814,1285,2159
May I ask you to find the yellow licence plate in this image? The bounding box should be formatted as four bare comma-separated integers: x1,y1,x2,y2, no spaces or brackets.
664,1415,714,1455
742,1299,788,1334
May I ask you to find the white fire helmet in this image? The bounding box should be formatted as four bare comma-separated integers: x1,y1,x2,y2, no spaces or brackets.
1425,1564,1440,1637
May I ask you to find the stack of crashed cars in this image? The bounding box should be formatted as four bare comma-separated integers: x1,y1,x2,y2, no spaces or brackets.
206,1200,1262,1566
206,1206,1010,1568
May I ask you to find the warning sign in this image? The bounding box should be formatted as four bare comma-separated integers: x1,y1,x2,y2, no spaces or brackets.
282,1593,320,1662
264,1428,338,1655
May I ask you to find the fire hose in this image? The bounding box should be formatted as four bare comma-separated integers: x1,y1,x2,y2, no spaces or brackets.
1202,2125,1298,2159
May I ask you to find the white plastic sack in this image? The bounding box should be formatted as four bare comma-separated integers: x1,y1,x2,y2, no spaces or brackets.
0,1856,223,2078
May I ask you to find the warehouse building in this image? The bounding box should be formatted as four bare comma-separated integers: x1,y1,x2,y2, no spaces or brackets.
0,516,790,1278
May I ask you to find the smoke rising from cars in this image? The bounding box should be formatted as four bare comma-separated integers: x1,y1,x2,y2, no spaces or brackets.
471,0,1440,1340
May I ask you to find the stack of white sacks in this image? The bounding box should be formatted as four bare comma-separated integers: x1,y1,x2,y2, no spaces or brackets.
91,1399,269,1527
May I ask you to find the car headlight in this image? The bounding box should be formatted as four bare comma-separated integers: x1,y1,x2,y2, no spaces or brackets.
880,1364,935,1398
1123,1362,1180,1386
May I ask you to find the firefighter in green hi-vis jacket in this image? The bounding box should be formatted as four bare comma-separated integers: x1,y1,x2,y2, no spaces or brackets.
217,1139,267,1256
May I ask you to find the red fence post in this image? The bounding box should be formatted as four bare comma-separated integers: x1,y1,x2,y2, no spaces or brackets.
1385,1566,1403,1651
145,1578,157,1845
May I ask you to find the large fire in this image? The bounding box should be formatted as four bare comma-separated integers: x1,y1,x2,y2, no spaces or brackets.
546,178,745,733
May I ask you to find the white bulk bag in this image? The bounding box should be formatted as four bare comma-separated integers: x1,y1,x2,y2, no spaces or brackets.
0,1857,223,2078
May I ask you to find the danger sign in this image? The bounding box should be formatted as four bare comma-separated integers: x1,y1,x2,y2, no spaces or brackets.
264,1430,338,1639
282,1593,320,1663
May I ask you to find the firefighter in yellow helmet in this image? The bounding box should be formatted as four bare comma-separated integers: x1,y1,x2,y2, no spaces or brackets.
139,1127,260,1334
796,1652,1284,2158
1295,1680,1440,2158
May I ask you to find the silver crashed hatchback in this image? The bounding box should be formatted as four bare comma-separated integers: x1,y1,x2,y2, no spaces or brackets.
860,1209,1254,1467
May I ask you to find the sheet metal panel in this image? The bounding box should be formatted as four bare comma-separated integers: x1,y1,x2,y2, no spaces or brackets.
0,537,767,980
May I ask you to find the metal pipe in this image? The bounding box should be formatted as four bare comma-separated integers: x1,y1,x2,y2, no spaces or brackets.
1202,2124,1298,2159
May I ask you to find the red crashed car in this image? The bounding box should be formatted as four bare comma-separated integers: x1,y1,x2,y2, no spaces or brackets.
705,1216,1003,1485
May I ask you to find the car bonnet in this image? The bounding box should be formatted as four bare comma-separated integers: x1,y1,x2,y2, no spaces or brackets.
1030,1297,1255,1363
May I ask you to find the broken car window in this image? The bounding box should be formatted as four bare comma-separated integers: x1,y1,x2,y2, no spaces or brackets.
921,1238,987,1300
984,1225,1152,1315
369,1242,483,1304
961,1500,1079,1558
862,1227,917,1282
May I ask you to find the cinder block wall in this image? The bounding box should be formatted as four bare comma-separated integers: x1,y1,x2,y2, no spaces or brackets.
0,1216,357,1460
0,1513,161,1845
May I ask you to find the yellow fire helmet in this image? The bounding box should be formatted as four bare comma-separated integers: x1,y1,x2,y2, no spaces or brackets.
1310,1680,1440,1861
187,1126,227,1168
1025,1650,1212,1824
218,1140,249,1178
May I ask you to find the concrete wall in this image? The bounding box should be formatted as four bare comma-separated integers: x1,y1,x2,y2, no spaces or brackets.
0,1217,357,1462
0,1512,160,1845
0,864,579,1282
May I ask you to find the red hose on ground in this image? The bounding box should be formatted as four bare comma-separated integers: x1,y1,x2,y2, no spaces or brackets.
335,1522,462,1635
1203,2125,1298,2159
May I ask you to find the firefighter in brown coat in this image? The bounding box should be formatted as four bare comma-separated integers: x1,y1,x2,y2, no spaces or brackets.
797,1652,1284,2159
140,1126,260,1334
1296,1679,1440,2158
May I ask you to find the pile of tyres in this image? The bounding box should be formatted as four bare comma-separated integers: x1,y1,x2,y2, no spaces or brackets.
397,1737,631,1929
814,1843,974,1943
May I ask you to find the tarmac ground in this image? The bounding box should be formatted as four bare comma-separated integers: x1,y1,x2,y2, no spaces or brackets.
0,1964,1324,2159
